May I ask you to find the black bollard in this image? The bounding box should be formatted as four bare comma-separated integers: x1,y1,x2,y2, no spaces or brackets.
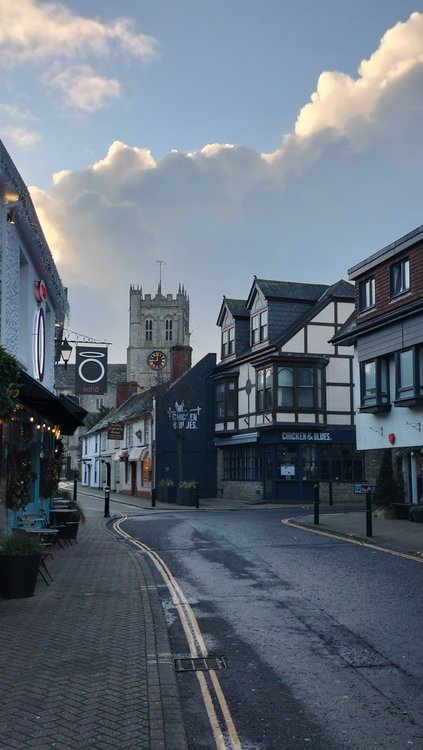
195,482,200,509
104,486,110,518
151,488,156,508
73,470,78,503
314,483,320,525
366,487,373,537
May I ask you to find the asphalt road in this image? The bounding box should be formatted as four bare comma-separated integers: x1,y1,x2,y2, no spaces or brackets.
118,507,423,749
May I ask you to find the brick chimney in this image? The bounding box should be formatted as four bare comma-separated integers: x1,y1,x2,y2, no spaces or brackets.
116,381,139,407
170,346,192,382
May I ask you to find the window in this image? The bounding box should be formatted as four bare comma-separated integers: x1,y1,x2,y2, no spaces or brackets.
144,419,150,444
359,277,375,311
251,310,267,345
321,445,364,482
390,258,410,298
276,365,322,411
126,423,134,448
395,346,423,404
165,318,173,341
221,327,235,357
216,380,237,419
257,367,272,410
96,397,104,410
145,319,153,341
360,357,390,411
223,446,261,480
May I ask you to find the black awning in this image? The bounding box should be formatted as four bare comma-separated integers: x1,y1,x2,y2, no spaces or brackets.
18,371,87,435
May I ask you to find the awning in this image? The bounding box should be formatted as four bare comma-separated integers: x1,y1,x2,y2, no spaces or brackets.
128,446,149,462
113,449,128,462
18,371,87,435
214,432,259,447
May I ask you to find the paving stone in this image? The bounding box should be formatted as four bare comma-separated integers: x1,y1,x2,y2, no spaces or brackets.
0,515,188,749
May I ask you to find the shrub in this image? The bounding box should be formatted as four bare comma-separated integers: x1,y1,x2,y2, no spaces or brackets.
159,479,175,487
0,534,43,556
178,480,197,489
372,449,401,508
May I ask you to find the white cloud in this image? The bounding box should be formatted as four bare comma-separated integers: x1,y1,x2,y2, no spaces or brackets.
29,12,423,362
0,0,158,63
294,11,423,138
0,0,158,111
0,103,42,149
2,126,41,149
50,66,120,111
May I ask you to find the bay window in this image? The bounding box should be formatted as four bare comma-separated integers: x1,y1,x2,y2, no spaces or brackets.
395,346,423,405
257,363,323,412
360,357,390,411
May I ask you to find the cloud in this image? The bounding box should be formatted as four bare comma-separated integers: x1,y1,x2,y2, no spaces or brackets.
294,11,423,138
50,66,120,111
29,12,423,363
0,0,158,110
0,103,42,148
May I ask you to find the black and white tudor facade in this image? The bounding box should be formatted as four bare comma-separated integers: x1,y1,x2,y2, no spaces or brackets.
213,277,365,503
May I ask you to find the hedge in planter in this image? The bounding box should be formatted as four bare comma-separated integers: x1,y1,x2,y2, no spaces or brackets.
0,534,42,599
410,505,423,523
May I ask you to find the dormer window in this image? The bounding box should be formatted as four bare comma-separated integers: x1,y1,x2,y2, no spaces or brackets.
359,277,375,311
390,258,409,298
252,310,267,344
222,327,235,357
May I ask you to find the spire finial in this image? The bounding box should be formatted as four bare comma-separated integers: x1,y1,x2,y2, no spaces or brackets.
156,259,165,294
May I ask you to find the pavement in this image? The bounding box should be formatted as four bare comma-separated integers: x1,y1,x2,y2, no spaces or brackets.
1,490,423,750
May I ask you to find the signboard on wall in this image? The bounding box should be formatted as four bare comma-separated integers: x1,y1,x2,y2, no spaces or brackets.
75,346,108,395
107,423,124,440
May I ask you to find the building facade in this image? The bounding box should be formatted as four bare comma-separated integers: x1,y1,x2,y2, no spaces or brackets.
214,277,363,503
127,282,191,388
0,140,86,532
333,225,423,504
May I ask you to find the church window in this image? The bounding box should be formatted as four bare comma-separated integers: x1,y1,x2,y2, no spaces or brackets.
165,318,173,341
145,319,153,341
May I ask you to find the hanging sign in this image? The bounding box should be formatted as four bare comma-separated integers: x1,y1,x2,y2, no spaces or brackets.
75,346,108,395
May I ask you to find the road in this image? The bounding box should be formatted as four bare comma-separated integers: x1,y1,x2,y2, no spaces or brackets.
73,488,423,749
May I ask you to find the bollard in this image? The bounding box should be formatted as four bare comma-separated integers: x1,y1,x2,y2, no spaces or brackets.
366,487,373,537
314,483,320,525
329,480,333,507
73,470,78,503
151,488,156,508
104,486,110,518
195,482,200,510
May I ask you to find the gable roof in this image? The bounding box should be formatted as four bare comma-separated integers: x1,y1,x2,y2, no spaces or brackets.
246,277,329,309
216,297,249,326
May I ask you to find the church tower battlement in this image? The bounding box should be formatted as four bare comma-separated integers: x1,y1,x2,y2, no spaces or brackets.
127,282,191,388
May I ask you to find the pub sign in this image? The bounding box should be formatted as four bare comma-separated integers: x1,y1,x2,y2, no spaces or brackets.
75,346,108,395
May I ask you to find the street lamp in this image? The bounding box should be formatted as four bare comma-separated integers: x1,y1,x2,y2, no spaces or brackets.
60,338,73,369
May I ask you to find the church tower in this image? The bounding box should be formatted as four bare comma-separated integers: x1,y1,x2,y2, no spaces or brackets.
127,279,191,388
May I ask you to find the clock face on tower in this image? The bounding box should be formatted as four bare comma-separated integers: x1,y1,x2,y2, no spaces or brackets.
147,350,167,370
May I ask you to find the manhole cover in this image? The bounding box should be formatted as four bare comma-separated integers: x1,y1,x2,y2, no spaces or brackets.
174,656,228,672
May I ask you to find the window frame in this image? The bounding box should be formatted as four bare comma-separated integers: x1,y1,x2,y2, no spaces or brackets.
359,277,375,311
215,378,238,420
390,258,410,299
257,363,323,413
165,318,173,341
145,319,153,341
251,308,268,345
359,357,390,412
394,345,423,406
221,326,235,358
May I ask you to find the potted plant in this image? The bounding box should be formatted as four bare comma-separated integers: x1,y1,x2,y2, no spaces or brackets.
410,505,423,523
372,449,402,518
177,480,198,506
0,533,42,599
157,479,177,503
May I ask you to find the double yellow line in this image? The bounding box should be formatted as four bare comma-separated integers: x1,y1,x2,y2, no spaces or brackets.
114,516,242,750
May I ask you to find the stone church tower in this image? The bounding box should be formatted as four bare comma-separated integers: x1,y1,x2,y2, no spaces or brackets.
127,282,191,388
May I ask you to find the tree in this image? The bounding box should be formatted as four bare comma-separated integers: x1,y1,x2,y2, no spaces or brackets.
372,449,401,508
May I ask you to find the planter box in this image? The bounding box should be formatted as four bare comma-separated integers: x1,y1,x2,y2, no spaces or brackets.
157,486,177,503
0,554,41,599
410,506,423,523
177,488,197,506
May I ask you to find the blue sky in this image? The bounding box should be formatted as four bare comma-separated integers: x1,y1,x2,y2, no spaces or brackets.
1,0,423,364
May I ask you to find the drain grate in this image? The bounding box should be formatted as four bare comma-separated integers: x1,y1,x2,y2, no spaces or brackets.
174,655,228,673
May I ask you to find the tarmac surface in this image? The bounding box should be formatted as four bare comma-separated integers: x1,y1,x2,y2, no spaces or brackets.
1,488,423,750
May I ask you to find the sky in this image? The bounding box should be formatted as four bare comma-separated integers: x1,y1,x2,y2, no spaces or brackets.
1,0,423,366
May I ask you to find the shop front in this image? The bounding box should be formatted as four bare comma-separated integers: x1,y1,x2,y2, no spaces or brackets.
262,427,363,503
